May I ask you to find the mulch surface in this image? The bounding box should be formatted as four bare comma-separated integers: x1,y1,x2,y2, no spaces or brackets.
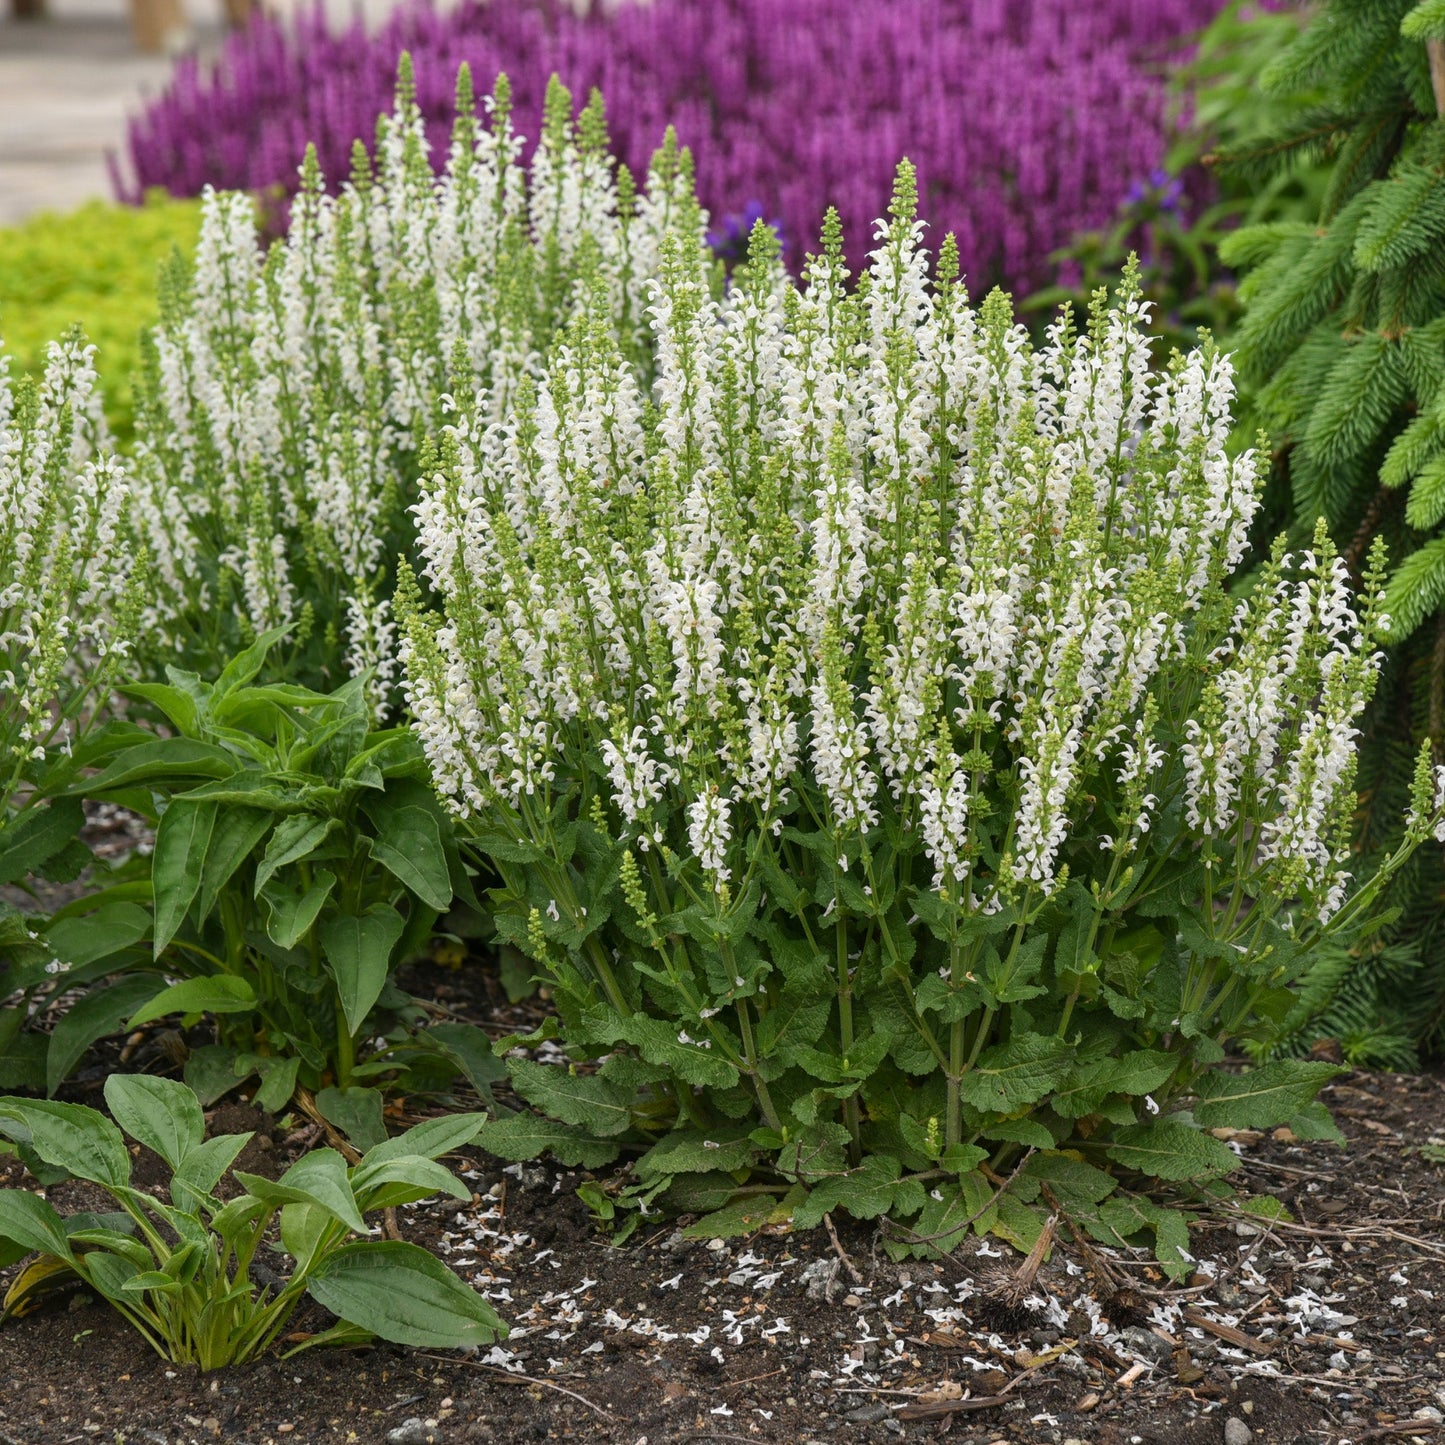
1,946,1443,1445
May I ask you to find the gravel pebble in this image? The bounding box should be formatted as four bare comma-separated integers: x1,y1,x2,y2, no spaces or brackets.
1224,1418,1251,1445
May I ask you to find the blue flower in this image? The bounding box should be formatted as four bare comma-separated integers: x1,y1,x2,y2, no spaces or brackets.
707,200,785,266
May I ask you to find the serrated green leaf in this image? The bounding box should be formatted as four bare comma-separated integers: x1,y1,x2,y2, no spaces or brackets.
472,1112,621,1169
1193,1061,1344,1130
508,1058,634,1137
793,1155,903,1229
1106,1121,1238,1181
956,1033,1073,1113
636,1130,757,1179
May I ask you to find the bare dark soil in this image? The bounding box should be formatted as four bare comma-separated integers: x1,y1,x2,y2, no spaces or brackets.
3,928,1444,1444
0,1066,1442,1445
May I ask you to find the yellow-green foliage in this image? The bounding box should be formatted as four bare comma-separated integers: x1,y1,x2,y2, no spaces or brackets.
0,194,201,439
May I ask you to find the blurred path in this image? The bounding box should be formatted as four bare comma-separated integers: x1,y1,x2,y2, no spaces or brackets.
0,0,219,225
0,0,421,225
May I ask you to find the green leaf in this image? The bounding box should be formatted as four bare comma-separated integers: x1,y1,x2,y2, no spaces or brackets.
365,803,452,910
0,1189,73,1260
956,1033,1073,1113
889,1173,995,1258
183,1044,245,1106
83,740,237,795
636,1131,757,1179
127,974,257,1028
315,1086,388,1153
235,1149,366,1234
583,1009,738,1088
472,1112,621,1169
103,1074,204,1173
1050,1050,1176,1120
1285,1100,1345,1143
363,1112,487,1166
1193,1061,1345,1130
508,1058,634,1138
171,1132,254,1211
1094,1196,1194,1281
151,799,218,956
0,1098,130,1187
420,1023,508,1104
1404,0,1445,38
349,1154,471,1210
262,870,336,950
44,903,152,970
46,977,165,1098
794,1155,903,1229
1106,1121,1238,1182
306,1240,505,1348
318,904,405,1036
196,807,273,921
254,816,337,896
0,798,85,887
213,626,291,698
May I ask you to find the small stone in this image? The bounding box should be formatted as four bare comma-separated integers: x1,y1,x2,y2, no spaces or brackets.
277,1428,293,1437
844,1404,891,1424
1241,1400,1254,1415
387,1420,441,1445
1416,1407,1444,1423
1123,1326,1171,1364
843,1294,863,1307
1224,1418,1251,1445
706,1238,728,1252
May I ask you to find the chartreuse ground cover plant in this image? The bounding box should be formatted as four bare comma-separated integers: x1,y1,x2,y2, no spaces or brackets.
131,60,701,710
1216,0,1445,1057
402,174,1445,1268
0,1077,504,1366
2,629,500,1113
0,195,202,440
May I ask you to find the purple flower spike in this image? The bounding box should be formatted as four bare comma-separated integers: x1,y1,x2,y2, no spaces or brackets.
121,0,1223,296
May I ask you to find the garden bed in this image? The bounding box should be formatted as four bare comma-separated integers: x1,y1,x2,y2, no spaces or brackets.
1,1066,1442,1445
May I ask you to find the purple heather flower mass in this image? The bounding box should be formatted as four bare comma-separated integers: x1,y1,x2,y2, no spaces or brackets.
121,0,1223,294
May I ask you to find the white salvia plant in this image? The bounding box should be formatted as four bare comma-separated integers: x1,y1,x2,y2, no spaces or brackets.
405,166,1444,1261
129,59,706,716
1,328,138,810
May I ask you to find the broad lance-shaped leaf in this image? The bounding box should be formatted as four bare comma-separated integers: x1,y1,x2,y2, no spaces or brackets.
1192,1060,1344,1130
1106,1120,1238,1181
362,1111,486,1166
253,816,336,896
955,1033,1073,1113
235,1148,367,1234
104,1075,203,1173
263,869,336,949
0,1189,74,1262
0,1098,130,1188
508,1058,635,1138
365,803,452,911
306,1240,506,1348
46,976,163,1098
195,805,272,921
318,903,405,1035
127,974,256,1028
151,799,218,955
